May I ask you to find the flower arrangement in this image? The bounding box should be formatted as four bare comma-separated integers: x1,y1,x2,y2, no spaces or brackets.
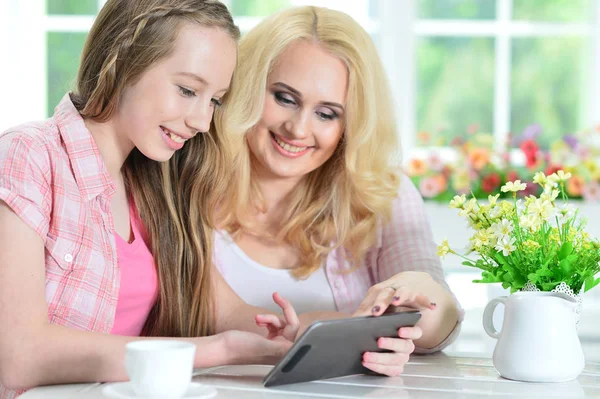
407,126,600,202
436,171,600,295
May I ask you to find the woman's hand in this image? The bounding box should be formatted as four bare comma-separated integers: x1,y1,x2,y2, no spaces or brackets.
254,292,301,342
352,272,438,376
353,272,437,317
362,325,423,376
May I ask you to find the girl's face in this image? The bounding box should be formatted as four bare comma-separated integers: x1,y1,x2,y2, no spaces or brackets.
115,23,237,162
246,40,348,182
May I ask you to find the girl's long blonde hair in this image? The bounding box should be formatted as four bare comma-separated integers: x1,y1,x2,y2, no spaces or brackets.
73,0,240,337
216,6,400,278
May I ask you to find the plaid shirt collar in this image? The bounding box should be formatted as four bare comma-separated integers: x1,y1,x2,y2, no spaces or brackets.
54,93,116,201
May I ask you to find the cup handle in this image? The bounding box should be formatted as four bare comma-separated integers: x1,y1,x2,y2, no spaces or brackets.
483,296,507,339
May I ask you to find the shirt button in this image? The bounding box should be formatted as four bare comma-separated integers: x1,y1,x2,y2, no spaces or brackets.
64,254,73,263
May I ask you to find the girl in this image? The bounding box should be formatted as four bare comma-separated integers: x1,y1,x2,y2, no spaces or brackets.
213,6,463,377
0,1,294,397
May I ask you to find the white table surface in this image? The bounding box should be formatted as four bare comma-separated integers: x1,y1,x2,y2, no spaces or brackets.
20,352,600,399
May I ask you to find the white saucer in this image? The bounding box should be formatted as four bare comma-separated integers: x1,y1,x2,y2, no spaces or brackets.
102,381,217,399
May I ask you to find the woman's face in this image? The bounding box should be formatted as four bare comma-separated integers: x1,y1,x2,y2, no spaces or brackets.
246,40,348,181
115,23,237,162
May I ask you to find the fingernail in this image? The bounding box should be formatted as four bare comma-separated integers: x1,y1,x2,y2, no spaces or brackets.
372,305,381,314
393,296,400,301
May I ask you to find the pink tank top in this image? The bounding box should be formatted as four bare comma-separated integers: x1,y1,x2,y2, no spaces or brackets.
110,203,158,336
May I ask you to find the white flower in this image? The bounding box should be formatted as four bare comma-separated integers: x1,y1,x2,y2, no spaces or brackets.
528,199,556,222
556,203,576,225
472,230,491,250
449,194,467,209
458,198,478,217
495,236,516,256
533,172,547,186
540,188,560,202
516,199,525,215
501,180,527,193
489,205,504,219
490,219,514,240
520,214,542,231
488,194,500,206
556,170,572,182
548,170,572,183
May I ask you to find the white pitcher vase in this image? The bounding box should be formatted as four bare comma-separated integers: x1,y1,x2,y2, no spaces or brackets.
483,291,584,382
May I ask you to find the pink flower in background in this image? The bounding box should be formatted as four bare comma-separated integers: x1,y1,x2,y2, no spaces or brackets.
428,152,444,171
583,182,600,202
419,176,443,198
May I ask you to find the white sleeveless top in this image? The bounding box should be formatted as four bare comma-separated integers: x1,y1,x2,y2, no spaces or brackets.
214,231,337,314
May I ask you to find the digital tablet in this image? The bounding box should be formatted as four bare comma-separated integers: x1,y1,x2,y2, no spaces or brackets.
263,310,421,387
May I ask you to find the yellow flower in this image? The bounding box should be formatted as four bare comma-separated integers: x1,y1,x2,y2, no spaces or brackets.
437,239,451,259
449,194,467,209
501,180,527,193
488,194,500,206
459,198,478,217
533,172,547,186
549,170,572,183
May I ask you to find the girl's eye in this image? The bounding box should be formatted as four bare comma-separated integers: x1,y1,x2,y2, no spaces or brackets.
274,92,296,106
178,86,196,98
211,98,223,107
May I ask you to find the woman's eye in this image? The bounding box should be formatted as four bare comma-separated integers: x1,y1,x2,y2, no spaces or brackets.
274,92,296,106
317,110,337,121
211,98,223,107
178,86,196,98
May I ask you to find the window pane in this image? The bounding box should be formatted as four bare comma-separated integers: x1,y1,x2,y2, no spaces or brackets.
417,37,495,146
511,37,588,148
418,0,496,19
513,0,592,22
230,0,290,16
47,32,87,117
47,0,98,15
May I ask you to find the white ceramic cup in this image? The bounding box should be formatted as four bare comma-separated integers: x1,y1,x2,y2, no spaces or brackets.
125,340,196,398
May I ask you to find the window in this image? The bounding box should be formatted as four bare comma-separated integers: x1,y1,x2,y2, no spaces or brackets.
410,0,596,150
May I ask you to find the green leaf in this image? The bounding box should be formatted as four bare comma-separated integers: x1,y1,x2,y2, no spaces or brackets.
539,268,554,277
495,253,508,266
542,281,561,291
462,260,476,267
558,242,573,260
559,258,573,276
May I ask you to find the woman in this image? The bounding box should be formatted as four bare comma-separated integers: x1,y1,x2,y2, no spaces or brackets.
214,6,463,377
0,1,295,397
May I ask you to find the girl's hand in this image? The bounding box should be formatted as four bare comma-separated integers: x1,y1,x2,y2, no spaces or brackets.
216,330,293,365
254,292,301,342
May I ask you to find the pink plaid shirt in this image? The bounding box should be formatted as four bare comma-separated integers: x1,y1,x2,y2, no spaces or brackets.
0,94,120,398
215,174,463,354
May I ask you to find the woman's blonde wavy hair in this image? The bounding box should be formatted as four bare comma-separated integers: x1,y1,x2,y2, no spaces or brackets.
215,6,401,279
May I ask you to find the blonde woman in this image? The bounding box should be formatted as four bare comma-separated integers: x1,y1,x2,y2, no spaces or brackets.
214,6,463,376
0,1,299,397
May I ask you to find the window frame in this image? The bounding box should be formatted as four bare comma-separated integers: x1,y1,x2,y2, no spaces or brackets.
2,0,599,158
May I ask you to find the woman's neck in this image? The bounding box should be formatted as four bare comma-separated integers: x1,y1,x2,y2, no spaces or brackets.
84,118,135,182
252,167,302,233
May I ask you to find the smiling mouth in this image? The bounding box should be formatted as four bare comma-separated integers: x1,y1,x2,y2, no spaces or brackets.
271,132,311,153
161,127,187,143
